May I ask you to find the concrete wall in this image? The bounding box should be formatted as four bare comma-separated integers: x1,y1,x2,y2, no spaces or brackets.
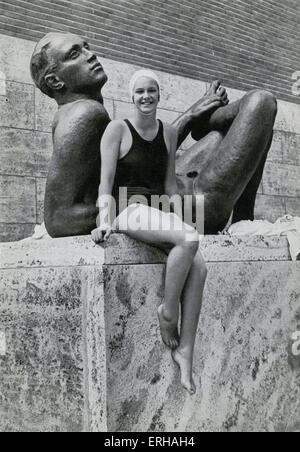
0,33,300,242
0,234,299,432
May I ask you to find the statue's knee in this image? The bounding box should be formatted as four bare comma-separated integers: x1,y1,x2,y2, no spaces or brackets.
246,90,278,117
257,90,277,115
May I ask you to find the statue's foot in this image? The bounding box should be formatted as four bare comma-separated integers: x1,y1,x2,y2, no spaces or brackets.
157,304,179,350
172,349,196,396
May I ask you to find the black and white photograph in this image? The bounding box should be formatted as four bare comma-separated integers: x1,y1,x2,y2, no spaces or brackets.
0,0,299,434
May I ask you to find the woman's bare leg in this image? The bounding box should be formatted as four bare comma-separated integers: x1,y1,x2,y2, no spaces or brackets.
172,251,207,395
113,204,200,349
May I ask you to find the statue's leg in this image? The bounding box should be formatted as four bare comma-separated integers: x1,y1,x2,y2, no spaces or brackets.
177,90,277,234
231,132,273,224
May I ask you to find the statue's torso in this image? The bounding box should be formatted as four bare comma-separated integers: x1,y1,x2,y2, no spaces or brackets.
43,99,111,235
49,99,110,205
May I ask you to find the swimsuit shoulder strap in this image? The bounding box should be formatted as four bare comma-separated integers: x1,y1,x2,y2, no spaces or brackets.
124,119,143,141
124,119,164,143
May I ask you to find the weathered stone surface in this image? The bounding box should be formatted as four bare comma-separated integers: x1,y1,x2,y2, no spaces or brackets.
105,260,300,432
0,176,36,224
285,197,300,217
36,178,47,225
0,34,34,84
0,234,291,270
101,58,138,104
104,264,165,432
0,265,107,432
193,261,300,433
158,73,206,112
103,97,114,119
0,81,34,129
281,133,300,167
0,234,298,432
0,224,35,243
275,99,300,134
114,100,133,121
0,128,52,177
255,194,286,223
82,266,107,433
200,235,291,262
269,131,300,166
263,163,300,198
0,267,84,432
268,130,286,164
0,234,165,270
285,377,300,432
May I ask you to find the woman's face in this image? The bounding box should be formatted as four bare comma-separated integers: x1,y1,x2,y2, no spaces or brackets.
133,76,160,114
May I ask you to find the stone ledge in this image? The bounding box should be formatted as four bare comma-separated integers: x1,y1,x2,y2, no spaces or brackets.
0,233,291,269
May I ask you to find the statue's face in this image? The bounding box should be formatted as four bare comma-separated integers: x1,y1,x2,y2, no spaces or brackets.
47,34,107,94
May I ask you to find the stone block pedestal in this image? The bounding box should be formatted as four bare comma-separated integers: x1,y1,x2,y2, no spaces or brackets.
0,234,299,432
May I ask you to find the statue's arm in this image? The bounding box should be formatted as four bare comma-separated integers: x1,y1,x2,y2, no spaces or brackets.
172,109,195,148
45,104,110,237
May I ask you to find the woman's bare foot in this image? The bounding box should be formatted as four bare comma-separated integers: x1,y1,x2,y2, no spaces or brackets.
157,304,179,350
172,349,196,395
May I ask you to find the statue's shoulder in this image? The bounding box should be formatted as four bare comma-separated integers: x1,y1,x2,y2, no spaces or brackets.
53,99,110,135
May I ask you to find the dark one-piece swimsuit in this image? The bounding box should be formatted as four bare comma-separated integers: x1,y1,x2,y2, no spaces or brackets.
112,119,170,216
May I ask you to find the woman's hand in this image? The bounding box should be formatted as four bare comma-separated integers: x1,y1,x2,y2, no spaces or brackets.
190,80,229,122
91,224,112,243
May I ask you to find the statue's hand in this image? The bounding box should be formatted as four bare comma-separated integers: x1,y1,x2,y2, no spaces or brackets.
91,224,112,243
191,80,229,121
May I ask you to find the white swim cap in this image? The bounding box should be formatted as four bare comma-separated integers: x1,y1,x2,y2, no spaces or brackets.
129,69,160,99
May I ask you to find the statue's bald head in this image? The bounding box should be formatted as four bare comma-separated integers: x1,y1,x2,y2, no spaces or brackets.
30,32,71,98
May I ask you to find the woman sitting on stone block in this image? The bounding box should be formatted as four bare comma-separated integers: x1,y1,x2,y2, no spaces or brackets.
92,70,208,395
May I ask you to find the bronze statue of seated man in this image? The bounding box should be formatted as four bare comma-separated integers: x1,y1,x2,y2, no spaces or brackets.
30,32,277,237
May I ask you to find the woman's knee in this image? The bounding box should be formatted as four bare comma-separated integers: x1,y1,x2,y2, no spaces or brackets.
193,252,208,280
178,229,200,255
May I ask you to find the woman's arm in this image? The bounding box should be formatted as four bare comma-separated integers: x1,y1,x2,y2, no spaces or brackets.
93,121,123,242
164,125,179,198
